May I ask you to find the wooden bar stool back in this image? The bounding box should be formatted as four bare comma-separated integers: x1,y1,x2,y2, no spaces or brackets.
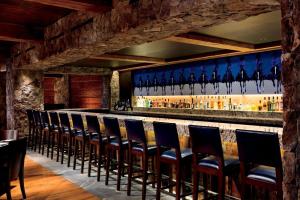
125,119,156,200
153,121,192,200
59,112,73,167
236,129,283,200
86,115,105,181
49,112,61,161
71,113,87,173
32,110,42,153
103,116,128,191
189,125,239,200
40,111,50,156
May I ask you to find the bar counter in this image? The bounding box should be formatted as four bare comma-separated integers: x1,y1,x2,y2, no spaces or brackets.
55,109,283,151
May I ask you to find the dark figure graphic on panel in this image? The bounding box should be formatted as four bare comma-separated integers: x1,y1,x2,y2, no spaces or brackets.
153,72,159,93
138,76,143,95
270,55,282,94
179,69,186,95
211,61,220,94
252,54,264,94
161,72,167,95
169,70,176,95
199,66,208,94
236,56,248,94
188,69,196,95
223,58,234,94
145,75,150,95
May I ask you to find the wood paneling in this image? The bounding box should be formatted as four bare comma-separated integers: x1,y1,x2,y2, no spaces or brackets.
69,75,103,108
44,77,55,104
0,156,99,200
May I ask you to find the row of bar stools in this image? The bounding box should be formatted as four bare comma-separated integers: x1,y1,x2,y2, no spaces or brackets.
32,110,43,153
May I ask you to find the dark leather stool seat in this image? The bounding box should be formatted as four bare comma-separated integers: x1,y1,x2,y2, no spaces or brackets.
198,155,239,170
132,144,157,156
247,165,276,184
161,148,192,160
110,139,128,146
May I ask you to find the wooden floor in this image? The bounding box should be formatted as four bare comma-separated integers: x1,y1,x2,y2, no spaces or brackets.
0,156,100,200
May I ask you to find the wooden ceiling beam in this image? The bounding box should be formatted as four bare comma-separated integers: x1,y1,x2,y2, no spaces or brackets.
0,23,42,42
90,54,166,64
166,33,255,52
24,0,111,13
118,44,281,71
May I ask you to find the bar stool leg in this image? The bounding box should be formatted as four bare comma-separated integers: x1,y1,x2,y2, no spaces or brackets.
88,143,93,177
73,139,78,170
175,163,182,200
81,140,86,174
67,137,72,167
156,160,161,200
61,136,65,164
97,145,102,182
142,154,148,200
56,134,61,162
217,173,225,200
105,149,111,185
117,149,123,191
127,150,133,196
193,171,199,200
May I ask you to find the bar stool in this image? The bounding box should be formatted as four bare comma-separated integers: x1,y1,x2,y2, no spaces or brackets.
103,116,128,191
40,111,50,156
33,110,43,153
236,129,283,200
49,112,61,161
72,113,88,173
125,119,157,200
26,109,34,148
153,121,192,200
86,115,106,181
59,112,73,167
188,125,240,200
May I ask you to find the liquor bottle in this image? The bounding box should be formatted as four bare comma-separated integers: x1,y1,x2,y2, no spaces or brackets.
275,97,279,111
217,96,222,110
206,97,210,110
214,96,218,110
228,98,232,110
262,97,267,111
223,96,228,110
271,96,275,111
279,97,283,111
258,100,263,111
191,98,194,109
210,96,214,109
267,97,271,111
199,97,203,110
194,96,198,109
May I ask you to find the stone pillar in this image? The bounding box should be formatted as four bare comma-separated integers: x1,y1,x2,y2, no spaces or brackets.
110,71,120,109
6,64,44,135
281,1,300,199
0,71,6,129
54,75,69,108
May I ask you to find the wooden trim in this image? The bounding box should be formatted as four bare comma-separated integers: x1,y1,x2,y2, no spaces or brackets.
165,33,255,52
118,44,281,72
24,0,111,13
90,54,166,64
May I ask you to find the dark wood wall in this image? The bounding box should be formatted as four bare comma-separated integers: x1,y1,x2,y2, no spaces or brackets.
69,75,103,108
44,77,55,104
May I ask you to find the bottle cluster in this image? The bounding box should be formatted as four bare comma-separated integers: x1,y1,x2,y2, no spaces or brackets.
135,95,283,112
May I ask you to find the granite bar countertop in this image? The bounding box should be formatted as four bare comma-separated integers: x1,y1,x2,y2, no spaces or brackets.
55,109,283,147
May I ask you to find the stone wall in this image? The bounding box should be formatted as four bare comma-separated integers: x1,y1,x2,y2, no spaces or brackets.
110,71,119,108
6,65,44,135
0,72,6,129
11,0,280,70
281,0,300,199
